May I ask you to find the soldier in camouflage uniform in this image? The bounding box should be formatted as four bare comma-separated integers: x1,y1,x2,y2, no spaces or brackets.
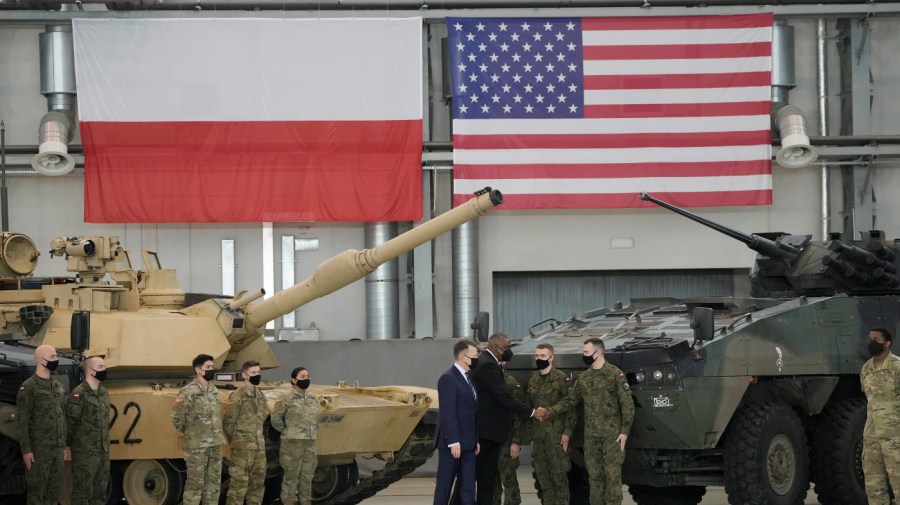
542,338,634,505
17,344,66,505
493,364,526,505
171,353,225,505
271,366,318,505
861,328,900,505
527,343,575,505
65,355,111,505
223,360,269,505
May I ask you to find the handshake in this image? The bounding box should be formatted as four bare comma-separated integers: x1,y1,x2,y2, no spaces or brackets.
533,407,550,422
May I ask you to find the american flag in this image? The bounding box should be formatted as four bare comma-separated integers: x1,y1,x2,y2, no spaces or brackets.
447,14,774,209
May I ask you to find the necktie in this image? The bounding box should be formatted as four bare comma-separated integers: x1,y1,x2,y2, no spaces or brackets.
465,372,477,400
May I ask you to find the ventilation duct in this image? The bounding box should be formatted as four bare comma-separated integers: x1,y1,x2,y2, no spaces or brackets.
771,21,818,169
364,222,399,339
775,105,818,168
452,221,478,338
32,23,76,176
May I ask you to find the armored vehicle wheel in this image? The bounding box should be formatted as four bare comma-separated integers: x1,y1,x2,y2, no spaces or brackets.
122,459,184,505
809,398,867,505
723,402,810,505
627,485,706,505
312,462,359,501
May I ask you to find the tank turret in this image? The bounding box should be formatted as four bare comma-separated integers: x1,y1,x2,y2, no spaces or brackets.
639,192,900,297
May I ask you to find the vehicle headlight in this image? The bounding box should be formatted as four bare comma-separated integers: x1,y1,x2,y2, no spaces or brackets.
625,363,680,390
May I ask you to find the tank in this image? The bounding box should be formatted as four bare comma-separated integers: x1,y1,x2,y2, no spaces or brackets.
502,193,898,505
0,188,503,505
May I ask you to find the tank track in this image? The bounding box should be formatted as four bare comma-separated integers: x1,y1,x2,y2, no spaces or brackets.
319,419,436,505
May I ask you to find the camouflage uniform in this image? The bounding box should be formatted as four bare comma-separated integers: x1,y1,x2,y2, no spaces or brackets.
16,374,67,505
527,369,575,505
65,381,111,505
223,384,269,505
171,379,225,505
548,363,634,505
493,370,526,505
861,352,900,505
271,389,319,505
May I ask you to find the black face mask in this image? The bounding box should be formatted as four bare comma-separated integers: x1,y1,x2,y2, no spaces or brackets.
868,341,886,356
501,348,514,362
468,356,479,370
249,375,262,386
535,358,551,370
92,369,108,382
44,359,59,372
295,379,311,390
582,353,597,367
202,369,215,382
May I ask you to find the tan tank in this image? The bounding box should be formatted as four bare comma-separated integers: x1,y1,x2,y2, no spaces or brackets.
0,188,503,505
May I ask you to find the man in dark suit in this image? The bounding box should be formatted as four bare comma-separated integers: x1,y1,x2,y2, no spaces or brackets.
470,333,545,505
434,339,481,505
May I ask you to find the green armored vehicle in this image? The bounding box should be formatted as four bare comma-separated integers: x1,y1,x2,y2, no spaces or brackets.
502,193,897,505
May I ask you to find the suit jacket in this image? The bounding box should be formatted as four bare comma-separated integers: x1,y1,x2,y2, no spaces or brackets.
470,352,533,443
434,365,478,450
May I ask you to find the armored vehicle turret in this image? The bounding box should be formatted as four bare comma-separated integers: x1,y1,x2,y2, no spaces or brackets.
502,193,896,505
0,188,503,505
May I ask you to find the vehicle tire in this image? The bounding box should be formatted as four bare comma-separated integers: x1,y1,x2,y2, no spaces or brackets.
627,485,706,505
809,397,867,505
723,402,810,505
122,459,184,505
311,462,359,502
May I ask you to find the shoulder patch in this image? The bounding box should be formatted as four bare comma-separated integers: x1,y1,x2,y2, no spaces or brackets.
18,386,24,391
515,384,522,389
624,383,631,390
71,393,81,399
618,372,625,378
174,397,184,403
564,376,573,384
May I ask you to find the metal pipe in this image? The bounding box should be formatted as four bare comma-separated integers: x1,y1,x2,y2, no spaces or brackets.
33,19,77,176
452,220,478,338
0,120,7,231
770,21,795,109
817,18,831,240
365,222,400,340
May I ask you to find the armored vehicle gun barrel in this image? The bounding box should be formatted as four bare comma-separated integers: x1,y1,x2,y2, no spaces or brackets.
245,188,503,329
638,192,800,260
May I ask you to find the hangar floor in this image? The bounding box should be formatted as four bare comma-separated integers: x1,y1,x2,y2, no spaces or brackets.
362,466,820,504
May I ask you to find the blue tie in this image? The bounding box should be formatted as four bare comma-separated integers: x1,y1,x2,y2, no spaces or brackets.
465,372,477,400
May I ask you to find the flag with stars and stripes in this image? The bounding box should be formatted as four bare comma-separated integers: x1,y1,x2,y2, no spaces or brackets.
447,14,774,209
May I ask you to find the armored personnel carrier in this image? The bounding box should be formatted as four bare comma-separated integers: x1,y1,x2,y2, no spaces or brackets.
0,188,503,505
503,193,896,505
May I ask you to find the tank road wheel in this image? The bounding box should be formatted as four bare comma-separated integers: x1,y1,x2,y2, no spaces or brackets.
627,485,706,505
311,462,359,502
723,402,810,505
810,398,868,505
122,459,184,505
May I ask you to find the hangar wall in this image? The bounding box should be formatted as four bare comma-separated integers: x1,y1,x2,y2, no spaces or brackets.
1,16,900,340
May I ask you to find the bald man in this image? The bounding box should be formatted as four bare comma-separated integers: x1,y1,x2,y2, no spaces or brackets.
17,345,67,505
66,356,111,505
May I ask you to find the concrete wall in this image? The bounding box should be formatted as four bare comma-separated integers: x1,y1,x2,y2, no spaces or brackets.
1,15,900,342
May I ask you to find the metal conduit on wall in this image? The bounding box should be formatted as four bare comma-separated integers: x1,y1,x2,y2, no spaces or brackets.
816,18,831,240
771,21,817,169
364,222,400,340
33,18,77,176
452,220,478,339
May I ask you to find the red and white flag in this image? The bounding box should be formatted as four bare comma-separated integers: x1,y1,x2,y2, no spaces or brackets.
447,14,774,209
73,18,423,223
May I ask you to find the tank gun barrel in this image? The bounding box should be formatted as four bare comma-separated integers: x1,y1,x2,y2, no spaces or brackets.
245,188,503,330
638,192,800,261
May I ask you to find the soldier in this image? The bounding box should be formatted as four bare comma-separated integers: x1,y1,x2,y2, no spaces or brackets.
17,344,66,505
494,364,526,505
223,360,269,505
860,327,900,505
171,353,225,505
527,343,574,505
65,355,111,505
539,338,634,505
271,367,318,505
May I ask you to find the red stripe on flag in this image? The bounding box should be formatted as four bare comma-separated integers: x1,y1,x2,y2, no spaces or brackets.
82,120,423,223
584,72,771,90
453,131,770,150
581,14,774,31
453,190,773,209
452,161,772,179
583,42,771,61
584,102,770,118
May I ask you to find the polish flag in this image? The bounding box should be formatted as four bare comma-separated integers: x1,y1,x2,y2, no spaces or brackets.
73,18,423,223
